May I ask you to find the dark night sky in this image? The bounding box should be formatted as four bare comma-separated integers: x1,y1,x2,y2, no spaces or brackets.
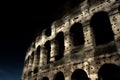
0,0,67,80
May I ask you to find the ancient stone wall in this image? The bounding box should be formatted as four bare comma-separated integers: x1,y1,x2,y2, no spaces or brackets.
21,0,120,80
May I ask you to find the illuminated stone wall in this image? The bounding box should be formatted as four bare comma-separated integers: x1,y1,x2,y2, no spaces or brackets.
21,0,120,80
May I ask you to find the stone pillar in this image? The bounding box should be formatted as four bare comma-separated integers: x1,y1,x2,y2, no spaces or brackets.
39,47,43,67
64,32,72,55
33,52,38,68
109,13,120,54
39,47,47,66
82,25,96,58
50,40,56,62
28,56,32,71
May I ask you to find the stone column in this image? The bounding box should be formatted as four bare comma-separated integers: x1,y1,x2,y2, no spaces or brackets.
28,56,32,71
109,13,120,54
39,47,47,66
33,53,37,68
83,25,95,48
39,47,43,67
64,32,72,55
50,40,56,62
83,25,96,57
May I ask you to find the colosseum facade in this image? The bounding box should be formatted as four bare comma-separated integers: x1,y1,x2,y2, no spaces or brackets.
21,0,120,80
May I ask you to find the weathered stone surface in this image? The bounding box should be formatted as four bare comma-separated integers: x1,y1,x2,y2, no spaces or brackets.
21,0,120,80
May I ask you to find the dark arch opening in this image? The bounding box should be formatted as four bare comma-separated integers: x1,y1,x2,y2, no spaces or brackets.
118,5,120,13
90,11,114,45
31,52,34,64
54,71,65,80
70,22,85,46
98,63,120,80
33,67,38,74
71,69,89,80
37,46,41,53
55,32,65,61
45,26,51,36
36,45,41,64
42,77,49,80
44,41,51,64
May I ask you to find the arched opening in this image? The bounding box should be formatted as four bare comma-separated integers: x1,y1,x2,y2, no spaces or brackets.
33,67,38,74
42,77,49,80
90,11,114,45
98,63,120,80
55,32,65,61
44,41,51,64
36,45,41,64
71,69,89,80
31,52,34,64
54,71,65,80
37,46,41,53
70,22,85,46
45,26,51,36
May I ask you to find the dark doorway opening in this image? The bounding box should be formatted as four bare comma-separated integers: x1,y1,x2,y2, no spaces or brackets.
70,22,85,46
44,41,51,64
54,71,65,80
55,32,64,61
90,11,114,45
71,69,89,80
42,77,49,80
31,52,34,64
45,26,51,36
33,67,38,74
98,63,120,80
36,45,41,64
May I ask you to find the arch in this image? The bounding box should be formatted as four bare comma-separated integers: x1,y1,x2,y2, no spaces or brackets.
98,63,120,80
44,40,51,64
55,32,65,61
54,71,65,80
71,69,89,80
90,11,114,45
70,22,85,46
45,26,51,36
33,67,38,74
42,77,49,80
31,52,34,64
37,46,41,53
